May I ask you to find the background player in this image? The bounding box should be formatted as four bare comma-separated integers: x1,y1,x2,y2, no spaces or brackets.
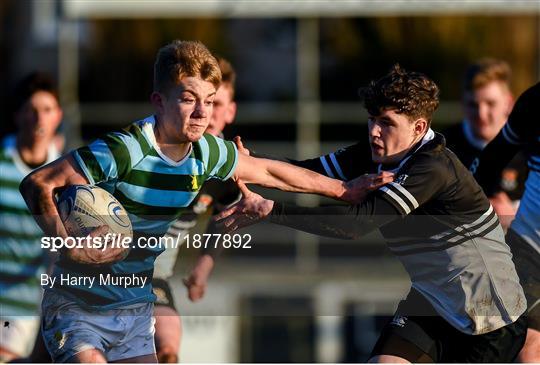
443,58,526,229
0,72,63,362
20,40,381,363
473,82,540,362
151,56,240,363
217,65,528,363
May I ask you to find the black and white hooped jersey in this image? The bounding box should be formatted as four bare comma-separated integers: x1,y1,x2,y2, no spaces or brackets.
285,129,526,335
475,82,540,254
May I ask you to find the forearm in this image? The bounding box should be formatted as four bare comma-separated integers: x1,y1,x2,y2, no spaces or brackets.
20,171,68,239
20,155,89,239
201,221,226,260
237,156,345,199
269,198,398,240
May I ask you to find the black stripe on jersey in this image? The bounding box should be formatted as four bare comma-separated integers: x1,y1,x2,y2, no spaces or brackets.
386,183,417,212
528,160,540,172
388,209,498,250
529,164,540,173
378,183,417,215
430,208,497,244
390,218,500,256
502,123,523,145
320,155,339,179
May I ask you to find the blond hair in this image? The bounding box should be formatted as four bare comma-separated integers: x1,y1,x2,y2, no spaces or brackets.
464,58,511,91
153,40,221,94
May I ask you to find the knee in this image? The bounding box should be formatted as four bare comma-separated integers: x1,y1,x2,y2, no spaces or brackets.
517,329,540,363
156,347,178,363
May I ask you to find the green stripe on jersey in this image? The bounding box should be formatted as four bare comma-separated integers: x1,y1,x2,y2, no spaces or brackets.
126,170,204,192
77,146,106,182
0,178,21,189
204,134,220,173
0,251,43,265
0,204,30,215
124,123,152,154
216,140,236,179
0,228,42,240
103,134,132,177
114,189,188,218
0,295,40,312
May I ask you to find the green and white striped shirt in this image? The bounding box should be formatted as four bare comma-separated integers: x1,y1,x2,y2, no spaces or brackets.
0,136,59,316
54,116,238,309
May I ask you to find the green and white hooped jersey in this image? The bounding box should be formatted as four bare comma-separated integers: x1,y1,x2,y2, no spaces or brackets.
0,136,59,316
56,116,238,309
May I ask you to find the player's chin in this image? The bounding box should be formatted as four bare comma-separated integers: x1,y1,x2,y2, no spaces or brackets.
184,127,206,142
371,152,385,164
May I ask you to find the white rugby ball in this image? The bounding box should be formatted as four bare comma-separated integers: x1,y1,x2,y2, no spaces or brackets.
57,185,133,258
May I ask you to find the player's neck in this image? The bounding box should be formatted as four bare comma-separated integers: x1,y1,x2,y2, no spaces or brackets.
153,118,191,162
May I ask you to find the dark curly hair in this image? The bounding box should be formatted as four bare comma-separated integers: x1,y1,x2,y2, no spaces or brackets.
362,64,440,124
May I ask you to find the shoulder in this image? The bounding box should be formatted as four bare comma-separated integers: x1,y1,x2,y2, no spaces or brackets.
0,136,15,160
195,133,236,155
402,135,456,181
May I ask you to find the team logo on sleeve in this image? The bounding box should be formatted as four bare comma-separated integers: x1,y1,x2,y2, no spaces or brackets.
395,174,409,185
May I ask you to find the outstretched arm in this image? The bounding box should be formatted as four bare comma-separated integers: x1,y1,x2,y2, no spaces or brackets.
233,153,348,202
232,151,392,204
215,177,398,239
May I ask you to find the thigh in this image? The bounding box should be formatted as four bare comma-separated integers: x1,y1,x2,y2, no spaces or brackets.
112,353,158,363
444,315,528,362
67,349,107,363
108,303,156,362
506,229,540,326
369,315,438,363
41,291,110,363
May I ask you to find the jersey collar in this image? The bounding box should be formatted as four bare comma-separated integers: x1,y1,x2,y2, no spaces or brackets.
462,120,487,150
377,128,436,174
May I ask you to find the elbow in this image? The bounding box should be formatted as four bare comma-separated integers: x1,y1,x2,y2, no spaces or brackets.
20,172,37,203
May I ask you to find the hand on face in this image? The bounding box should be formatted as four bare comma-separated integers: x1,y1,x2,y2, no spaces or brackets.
213,180,273,233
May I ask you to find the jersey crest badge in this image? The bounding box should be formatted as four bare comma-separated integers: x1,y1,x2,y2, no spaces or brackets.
395,174,409,185
191,175,199,190
390,315,408,328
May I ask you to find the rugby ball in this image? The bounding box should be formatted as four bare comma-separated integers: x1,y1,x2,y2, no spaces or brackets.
57,185,132,260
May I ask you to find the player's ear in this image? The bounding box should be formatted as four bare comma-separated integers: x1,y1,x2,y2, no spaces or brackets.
414,118,428,136
150,91,166,114
226,101,237,125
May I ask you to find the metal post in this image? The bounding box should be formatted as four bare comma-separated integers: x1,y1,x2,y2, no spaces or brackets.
295,17,320,272
58,18,82,150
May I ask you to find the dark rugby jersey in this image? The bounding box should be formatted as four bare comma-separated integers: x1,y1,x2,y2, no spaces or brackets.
443,121,527,201
474,82,540,253
274,129,526,334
